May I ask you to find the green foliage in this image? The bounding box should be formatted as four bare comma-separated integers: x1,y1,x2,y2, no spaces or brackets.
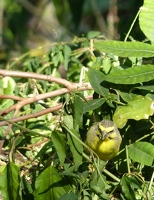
1,0,154,199
97,65,154,84
34,166,72,199
0,162,21,200
139,0,154,43
51,131,67,166
0,77,16,109
128,142,154,166
113,95,154,128
120,175,142,200
83,98,106,112
94,40,154,57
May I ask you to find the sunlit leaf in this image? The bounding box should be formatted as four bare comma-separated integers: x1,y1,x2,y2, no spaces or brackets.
1,77,16,95
121,175,141,200
73,95,83,129
88,68,109,96
67,129,83,166
34,166,71,200
52,130,67,165
34,140,53,160
63,45,72,70
63,115,74,130
113,95,154,128
63,116,83,166
102,57,112,74
94,40,154,57
128,142,154,166
0,162,21,200
0,77,16,109
90,186,110,200
0,166,9,200
59,192,78,200
87,31,101,39
52,51,63,66
89,66,154,85
83,98,105,112
134,85,154,91
139,0,154,43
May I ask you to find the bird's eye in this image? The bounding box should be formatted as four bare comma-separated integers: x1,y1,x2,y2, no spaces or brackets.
105,126,114,133
96,130,105,140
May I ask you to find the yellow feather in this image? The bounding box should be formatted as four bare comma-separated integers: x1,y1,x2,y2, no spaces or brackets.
85,120,122,161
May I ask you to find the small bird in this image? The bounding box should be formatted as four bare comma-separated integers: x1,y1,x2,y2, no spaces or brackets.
85,120,122,161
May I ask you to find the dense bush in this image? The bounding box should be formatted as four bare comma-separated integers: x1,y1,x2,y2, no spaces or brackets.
0,0,154,199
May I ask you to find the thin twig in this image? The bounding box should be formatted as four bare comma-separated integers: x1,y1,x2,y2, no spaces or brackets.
0,69,93,153
0,83,92,116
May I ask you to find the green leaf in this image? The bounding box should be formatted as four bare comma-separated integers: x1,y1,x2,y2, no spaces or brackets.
90,186,110,200
88,68,109,96
34,140,53,160
67,129,83,166
102,57,112,74
34,166,71,200
89,160,108,199
83,98,105,112
63,116,83,166
0,77,16,109
128,142,154,166
113,95,154,128
21,175,33,197
121,175,141,200
63,115,74,129
94,40,154,57
53,51,63,66
89,65,154,85
0,166,9,200
73,95,83,129
141,182,154,199
1,77,16,95
63,45,72,70
134,85,154,91
117,91,135,103
0,162,21,200
52,130,66,165
59,192,78,200
139,0,154,43
87,31,101,39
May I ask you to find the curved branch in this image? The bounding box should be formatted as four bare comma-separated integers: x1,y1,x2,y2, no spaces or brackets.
0,95,24,101
0,103,62,126
0,95,94,127
0,69,73,89
0,69,93,153
0,83,92,116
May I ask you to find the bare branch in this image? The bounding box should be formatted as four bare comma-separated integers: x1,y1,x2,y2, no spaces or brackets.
0,103,62,126
0,69,93,152
0,83,92,116
0,69,73,89
0,95,24,101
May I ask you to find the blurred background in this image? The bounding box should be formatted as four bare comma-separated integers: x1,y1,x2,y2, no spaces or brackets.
0,0,144,67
